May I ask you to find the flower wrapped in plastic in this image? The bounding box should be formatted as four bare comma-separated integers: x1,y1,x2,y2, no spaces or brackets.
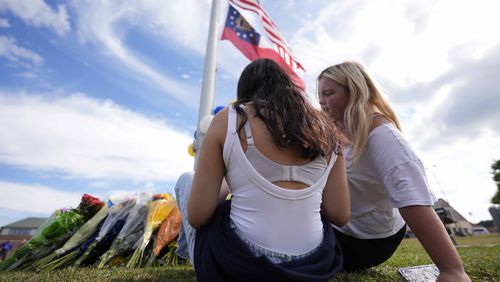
33,204,109,271
161,241,180,266
0,194,103,272
97,191,152,268
76,194,105,221
102,222,144,267
73,194,136,267
141,205,182,267
153,205,182,258
35,216,106,270
126,194,176,267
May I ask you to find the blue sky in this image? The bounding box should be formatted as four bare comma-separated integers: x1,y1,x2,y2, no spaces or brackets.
1,0,500,227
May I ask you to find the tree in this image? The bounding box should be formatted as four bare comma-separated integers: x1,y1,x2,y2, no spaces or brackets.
492,159,500,204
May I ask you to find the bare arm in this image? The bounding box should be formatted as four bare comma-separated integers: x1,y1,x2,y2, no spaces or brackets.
322,153,350,226
399,206,471,282
187,110,227,229
219,178,230,202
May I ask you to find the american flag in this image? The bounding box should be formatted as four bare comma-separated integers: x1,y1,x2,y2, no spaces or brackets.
229,0,305,71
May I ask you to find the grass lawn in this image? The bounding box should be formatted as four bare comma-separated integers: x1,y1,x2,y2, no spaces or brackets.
0,234,498,282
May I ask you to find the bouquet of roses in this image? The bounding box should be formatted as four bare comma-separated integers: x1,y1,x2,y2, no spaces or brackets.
126,194,177,267
0,194,104,272
76,194,105,221
97,191,151,268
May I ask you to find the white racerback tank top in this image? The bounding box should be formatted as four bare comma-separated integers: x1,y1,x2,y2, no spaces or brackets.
223,106,337,255
243,119,328,186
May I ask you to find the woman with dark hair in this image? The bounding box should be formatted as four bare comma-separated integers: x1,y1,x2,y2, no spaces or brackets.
174,58,349,281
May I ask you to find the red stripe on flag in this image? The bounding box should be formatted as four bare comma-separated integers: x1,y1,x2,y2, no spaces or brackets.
221,26,259,62
229,1,297,57
235,0,281,31
257,48,305,91
229,0,304,71
222,3,305,90
221,28,305,90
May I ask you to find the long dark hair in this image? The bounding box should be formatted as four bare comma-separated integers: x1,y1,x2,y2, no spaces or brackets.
234,58,343,159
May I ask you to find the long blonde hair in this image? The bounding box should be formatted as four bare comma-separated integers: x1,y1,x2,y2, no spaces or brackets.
318,61,401,163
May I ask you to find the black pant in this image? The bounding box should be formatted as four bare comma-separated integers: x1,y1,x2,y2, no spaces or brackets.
0,251,7,261
334,225,406,272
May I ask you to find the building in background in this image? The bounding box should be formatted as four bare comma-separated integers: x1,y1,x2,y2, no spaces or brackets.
433,198,474,236
0,217,48,253
405,198,476,238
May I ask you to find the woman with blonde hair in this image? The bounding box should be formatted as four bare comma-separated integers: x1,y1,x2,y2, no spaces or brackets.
317,61,470,281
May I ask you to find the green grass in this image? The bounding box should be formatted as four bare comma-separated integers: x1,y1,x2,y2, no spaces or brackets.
1,234,498,282
330,234,500,282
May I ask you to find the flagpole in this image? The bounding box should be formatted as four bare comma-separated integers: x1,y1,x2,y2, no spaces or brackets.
194,0,221,169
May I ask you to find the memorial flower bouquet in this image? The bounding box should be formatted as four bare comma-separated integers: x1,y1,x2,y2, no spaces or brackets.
126,194,176,267
0,194,104,272
73,195,135,267
97,191,151,268
33,203,108,271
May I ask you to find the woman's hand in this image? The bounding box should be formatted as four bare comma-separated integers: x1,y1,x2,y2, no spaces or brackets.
399,206,471,282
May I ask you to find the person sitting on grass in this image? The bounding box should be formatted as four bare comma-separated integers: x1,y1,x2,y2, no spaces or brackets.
0,240,13,261
174,58,350,281
317,61,471,281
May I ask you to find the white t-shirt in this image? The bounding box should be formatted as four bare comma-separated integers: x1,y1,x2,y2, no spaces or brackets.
334,123,436,239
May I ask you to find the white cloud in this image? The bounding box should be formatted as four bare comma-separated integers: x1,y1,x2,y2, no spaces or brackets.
138,0,214,54
0,0,70,36
419,132,500,223
293,0,500,89
0,181,81,214
0,0,498,226
0,17,9,27
16,71,38,79
284,0,500,222
0,36,44,67
0,92,194,181
401,51,500,222
70,0,213,106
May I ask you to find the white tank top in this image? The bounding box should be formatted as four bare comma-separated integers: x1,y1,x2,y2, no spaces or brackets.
242,117,328,186
223,106,337,255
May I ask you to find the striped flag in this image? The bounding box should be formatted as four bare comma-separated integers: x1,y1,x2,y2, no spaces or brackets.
229,0,304,71
222,4,305,90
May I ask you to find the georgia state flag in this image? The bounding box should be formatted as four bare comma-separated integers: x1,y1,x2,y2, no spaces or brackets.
221,4,305,90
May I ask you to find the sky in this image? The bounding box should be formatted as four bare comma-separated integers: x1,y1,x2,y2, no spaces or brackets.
0,0,499,228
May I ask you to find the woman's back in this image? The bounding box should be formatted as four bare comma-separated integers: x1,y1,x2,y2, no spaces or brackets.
223,105,336,255
239,104,329,188
182,59,347,280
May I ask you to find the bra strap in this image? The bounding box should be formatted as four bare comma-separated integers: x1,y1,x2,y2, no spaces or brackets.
243,121,254,146
238,104,254,146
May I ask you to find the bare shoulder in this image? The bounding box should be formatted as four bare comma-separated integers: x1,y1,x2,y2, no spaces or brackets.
212,107,229,125
370,113,392,131
208,107,229,142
